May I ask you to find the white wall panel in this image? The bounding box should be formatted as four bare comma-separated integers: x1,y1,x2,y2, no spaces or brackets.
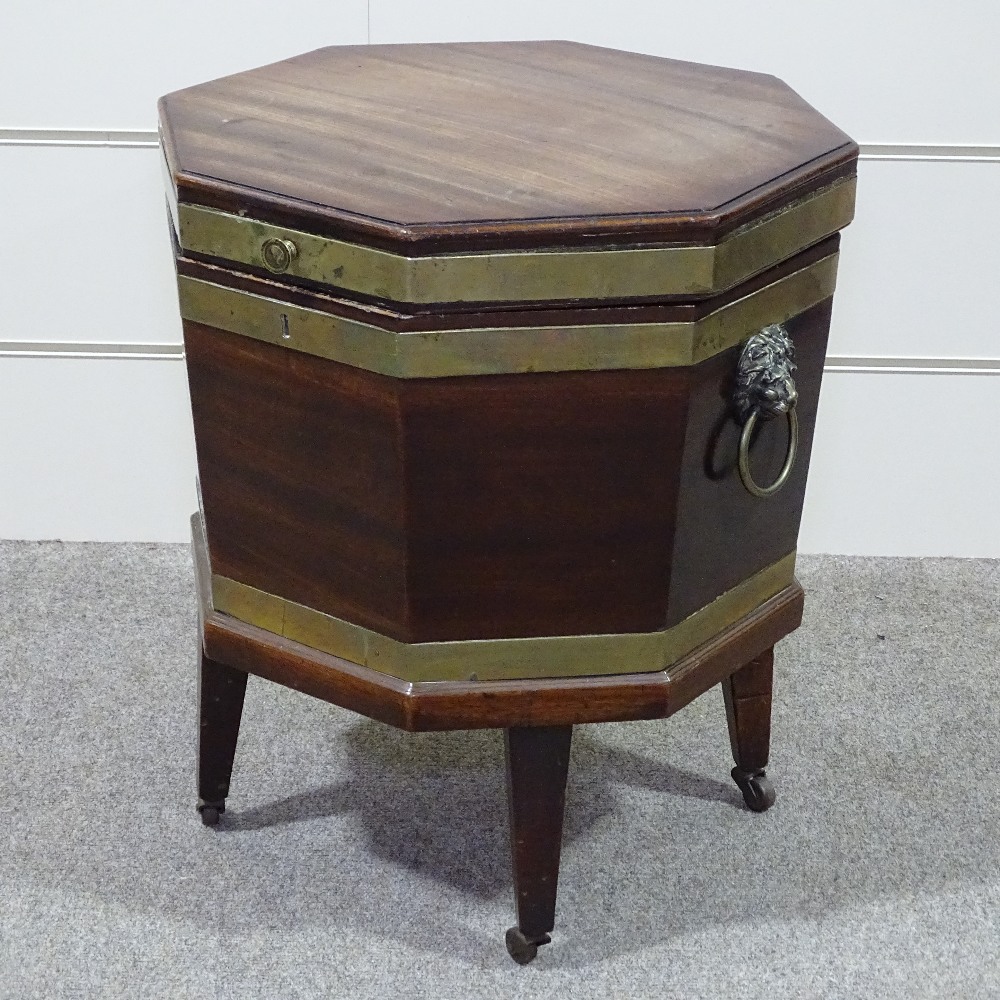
831,158,1000,361
0,146,180,346
0,1,368,130
368,1,1000,145
0,357,196,541
799,371,999,558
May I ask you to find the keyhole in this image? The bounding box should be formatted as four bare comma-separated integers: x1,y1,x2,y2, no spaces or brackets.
280,313,290,340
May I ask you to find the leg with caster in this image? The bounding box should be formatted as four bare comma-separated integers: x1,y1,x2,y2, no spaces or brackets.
504,725,573,964
722,648,776,812
197,799,225,826
730,767,775,812
197,649,248,827
505,926,551,966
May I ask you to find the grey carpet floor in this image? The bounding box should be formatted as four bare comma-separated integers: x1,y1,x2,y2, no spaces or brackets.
0,543,997,999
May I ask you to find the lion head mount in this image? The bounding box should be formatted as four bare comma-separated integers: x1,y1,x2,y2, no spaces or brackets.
733,324,798,424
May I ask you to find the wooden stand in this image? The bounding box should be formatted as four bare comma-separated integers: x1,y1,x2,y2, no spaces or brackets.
192,516,794,962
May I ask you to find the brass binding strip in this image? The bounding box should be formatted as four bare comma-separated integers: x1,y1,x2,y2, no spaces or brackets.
178,251,838,378
212,552,797,683
177,177,855,305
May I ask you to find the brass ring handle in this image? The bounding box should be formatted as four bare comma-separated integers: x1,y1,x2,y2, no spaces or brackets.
738,405,799,499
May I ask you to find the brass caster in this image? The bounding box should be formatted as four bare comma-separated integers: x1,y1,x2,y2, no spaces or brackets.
732,767,776,812
505,926,551,965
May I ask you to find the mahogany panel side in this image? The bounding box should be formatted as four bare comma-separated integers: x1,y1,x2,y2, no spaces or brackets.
184,321,410,638
400,367,690,641
664,297,833,625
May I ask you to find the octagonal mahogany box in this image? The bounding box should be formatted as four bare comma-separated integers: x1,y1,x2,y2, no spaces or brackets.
159,41,857,685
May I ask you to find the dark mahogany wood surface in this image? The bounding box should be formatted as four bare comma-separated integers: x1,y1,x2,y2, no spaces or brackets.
665,296,833,625
505,726,572,947
723,648,774,775
186,305,832,641
194,513,804,731
160,41,857,253
183,231,837,642
187,313,688,641
198,651,247,808
400,366,686,640
185,319,410,639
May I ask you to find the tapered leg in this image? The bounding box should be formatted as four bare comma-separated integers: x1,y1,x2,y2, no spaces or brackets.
722,647,776,812
503,725,573,964
197,648,248,826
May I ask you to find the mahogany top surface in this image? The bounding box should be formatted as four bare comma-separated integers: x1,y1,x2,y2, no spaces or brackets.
159,41,856,251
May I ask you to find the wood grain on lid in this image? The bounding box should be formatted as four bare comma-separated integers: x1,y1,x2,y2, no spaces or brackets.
160,41,856,252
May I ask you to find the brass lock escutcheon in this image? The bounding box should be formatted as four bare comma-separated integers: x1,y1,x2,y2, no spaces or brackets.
733,323,799,499
261,237,298,274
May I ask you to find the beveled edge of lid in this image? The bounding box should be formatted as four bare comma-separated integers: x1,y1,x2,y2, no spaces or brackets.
160,104,857,257
167,155,855,309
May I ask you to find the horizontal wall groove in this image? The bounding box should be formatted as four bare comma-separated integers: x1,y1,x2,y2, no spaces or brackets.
3,343,999,374
2,130,1000,162
859,144,1000,162
0,342,184,360
0,129,159,147
824,356,1000,375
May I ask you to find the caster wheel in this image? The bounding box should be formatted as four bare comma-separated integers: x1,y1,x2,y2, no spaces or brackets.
505,927,550,965
732,767,775,812
197,800,225,826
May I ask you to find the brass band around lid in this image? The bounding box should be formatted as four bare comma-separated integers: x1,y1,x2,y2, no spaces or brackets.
176,177,855,306
212,552,797,683
177,250,838,379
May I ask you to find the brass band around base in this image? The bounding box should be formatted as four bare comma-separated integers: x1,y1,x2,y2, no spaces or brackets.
178,252,837,379
176,177,854,306
211,552,797,683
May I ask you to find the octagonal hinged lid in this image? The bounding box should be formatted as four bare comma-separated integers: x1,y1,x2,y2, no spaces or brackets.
160,41,857,308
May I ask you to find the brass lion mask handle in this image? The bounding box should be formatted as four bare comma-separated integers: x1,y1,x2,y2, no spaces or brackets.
733,324,799,499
